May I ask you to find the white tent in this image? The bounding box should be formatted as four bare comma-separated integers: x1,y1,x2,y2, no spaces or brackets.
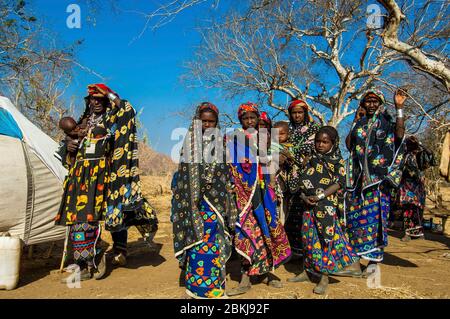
0,96,67,245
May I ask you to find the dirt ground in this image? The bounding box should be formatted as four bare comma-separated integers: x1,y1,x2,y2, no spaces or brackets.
1,177,450,299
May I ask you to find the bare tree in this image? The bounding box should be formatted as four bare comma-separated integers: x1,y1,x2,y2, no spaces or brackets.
184,1,401,126
0,0,78,138
377,0,450,92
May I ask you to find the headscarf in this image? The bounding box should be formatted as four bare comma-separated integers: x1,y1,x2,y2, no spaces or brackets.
260,111,272,128
360,89,386,106
171,102,237,266
238,102,259,120
197,101,219,116
87,83,119,97
79,84,119,124
288,99,314,123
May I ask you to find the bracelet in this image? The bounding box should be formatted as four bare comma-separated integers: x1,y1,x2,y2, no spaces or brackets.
107,92,117,101
317,192,326,200
396,109,404,118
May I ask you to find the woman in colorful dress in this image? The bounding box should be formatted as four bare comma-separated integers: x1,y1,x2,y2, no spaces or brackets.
289,126,360,294
226,102,291,296
397,136,434,241
56,84,158,282
171,102,237,299
284,99,321,259
345,89,407,272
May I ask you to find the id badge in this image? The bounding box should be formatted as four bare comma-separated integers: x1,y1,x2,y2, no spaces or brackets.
85,142,96,154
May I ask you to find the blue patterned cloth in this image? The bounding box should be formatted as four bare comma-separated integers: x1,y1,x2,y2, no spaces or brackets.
185,200,227,299
346,187,390,261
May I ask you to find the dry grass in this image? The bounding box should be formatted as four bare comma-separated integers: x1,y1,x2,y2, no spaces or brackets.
367,285,426,299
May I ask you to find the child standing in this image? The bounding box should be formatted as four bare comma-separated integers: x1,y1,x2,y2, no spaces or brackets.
288,126,360,294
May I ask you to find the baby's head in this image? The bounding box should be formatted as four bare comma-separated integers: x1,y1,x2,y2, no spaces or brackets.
315,126,338,154
59,117,78,135
273,121,290,144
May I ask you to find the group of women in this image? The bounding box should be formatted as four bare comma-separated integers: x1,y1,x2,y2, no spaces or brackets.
54,83,430,298
170,87,432,299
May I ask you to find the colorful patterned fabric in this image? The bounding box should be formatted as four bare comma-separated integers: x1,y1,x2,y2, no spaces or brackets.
397,152,426,237
403,206,424,237
70,222,100,267
303,210,359,274
227,129,291,276
56,122,109,224
346,98,405,191
237,102,259,120
345,90,405,261
171,103,236,267
298,150,347,243
185,200,228,299
398,153,426,208
346,187,390,262
104,100,158,232
56,94,158,259
287,119,321,193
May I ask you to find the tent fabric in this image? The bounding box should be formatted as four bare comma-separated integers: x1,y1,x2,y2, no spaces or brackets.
0,135,28,238
0,108,23,139
0,96,67,245
0,96,66,183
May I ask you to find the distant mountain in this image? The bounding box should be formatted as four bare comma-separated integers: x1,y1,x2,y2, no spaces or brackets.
138,142,177,176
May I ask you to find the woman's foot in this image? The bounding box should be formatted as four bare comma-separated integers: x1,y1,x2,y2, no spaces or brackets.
362,261,379,278
287,271,310,283
332,260,362,278
313,274,329,295
262,273,283,288
227,274,251,296
111,252,127,267
93,250,107,280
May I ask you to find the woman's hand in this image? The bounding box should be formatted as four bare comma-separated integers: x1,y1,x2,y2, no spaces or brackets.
301,193,317,206
394,88,408,109
65,136,79,153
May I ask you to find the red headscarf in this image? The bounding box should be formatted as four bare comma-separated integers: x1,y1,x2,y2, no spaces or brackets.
87,83,119,98
288,99,309,113
259,111,272,128
238,102,259,119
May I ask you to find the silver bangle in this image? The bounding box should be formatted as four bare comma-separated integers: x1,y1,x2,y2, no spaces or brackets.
107,92,117,101
396,109,404,118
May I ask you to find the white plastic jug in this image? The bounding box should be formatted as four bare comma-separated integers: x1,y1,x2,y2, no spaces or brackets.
0,233,22,290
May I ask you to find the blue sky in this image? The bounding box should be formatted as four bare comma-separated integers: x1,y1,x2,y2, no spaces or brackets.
31,0,228,155
27,1,441,156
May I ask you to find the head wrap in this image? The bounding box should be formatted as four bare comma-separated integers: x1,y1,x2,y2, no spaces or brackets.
361,89,385,105
237,102,259,119
87,83,119,98
196,102,219,118
259,111,272,128
288,99,309,113
288,99,314,123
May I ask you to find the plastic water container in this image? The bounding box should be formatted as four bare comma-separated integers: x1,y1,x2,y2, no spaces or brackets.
0,233,22,290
